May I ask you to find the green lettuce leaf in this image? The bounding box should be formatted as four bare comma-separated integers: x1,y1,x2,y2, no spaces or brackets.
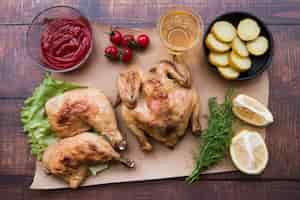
89,164,109,176
21,74,83,160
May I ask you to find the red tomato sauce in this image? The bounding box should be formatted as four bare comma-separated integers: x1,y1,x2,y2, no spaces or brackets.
41,18,92,70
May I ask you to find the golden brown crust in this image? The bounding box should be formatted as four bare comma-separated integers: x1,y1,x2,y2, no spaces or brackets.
45,88,124,149
57,97,97,124
42,132,121,188
118,68,142,109
117,60,201,151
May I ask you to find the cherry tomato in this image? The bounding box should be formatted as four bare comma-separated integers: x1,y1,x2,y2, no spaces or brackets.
120,48,133,63
110,30,123,45
121,34,137,48
104,46,119,60
136,34,150,49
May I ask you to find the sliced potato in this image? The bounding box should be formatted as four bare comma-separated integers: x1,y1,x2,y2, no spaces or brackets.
237,18,261,41
208,52,229,67
232,37,249,57
247,36,269,56
211,21,237,42
229,51,252,72
205,33,231,53
217,66,240,80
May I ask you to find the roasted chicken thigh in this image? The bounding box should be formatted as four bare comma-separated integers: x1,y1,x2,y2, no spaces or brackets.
43,88,134,188
45,88,126,150
117,60,201,151
42,132,134,188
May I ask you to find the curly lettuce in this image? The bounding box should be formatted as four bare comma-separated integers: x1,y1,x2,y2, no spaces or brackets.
21,75,83,160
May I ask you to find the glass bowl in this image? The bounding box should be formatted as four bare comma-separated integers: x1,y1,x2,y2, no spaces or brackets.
26,6,93,73
157,7,204,55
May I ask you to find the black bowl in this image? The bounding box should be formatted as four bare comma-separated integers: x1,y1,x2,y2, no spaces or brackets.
203,11,273,80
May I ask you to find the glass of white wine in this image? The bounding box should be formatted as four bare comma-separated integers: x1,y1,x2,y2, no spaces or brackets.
158,7,203,55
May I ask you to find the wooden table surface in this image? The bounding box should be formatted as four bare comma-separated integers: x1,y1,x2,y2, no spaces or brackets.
0,0,300,199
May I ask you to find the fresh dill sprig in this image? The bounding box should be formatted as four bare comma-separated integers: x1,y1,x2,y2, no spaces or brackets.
186,89,235,183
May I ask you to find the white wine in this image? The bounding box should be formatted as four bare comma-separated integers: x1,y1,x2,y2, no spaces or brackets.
158,8,203,54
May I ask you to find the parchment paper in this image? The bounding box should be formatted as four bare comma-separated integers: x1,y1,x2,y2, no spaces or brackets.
30,23,269,189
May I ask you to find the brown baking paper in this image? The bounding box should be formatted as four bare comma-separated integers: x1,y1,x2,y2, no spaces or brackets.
30,23,269,189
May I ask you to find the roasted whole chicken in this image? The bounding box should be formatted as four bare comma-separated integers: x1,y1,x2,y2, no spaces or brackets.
45,88,126,150
43,132,134,188
117,59,201,151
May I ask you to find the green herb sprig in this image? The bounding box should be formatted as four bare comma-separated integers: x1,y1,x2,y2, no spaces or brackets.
186,89,235,183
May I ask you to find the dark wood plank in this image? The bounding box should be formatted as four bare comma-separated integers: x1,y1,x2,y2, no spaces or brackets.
0,26,44,98
1,179,299,200
0,179,23,200
0,100,35,176
0,0,299,25
24,181,300,200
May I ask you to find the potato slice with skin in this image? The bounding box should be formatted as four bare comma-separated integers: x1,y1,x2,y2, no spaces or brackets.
232,37,249,57
229,51,251,72
247,36,269,56
217,66,240,80
205,33,231,53
209,52,229,67
237,18,261,41
212,21,237,42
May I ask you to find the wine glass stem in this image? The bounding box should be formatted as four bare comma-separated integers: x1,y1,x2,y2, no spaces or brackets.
172,53,184,64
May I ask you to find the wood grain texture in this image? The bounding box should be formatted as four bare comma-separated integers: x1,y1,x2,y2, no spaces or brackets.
23,181,300,200
1,179,300,200
0,0,300,199
0,26,43,98
0,100,35,176
0,181,23,200
0,0,299,25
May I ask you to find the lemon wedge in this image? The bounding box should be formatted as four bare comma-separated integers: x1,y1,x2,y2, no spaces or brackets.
232,94,273,126
230,130,268,174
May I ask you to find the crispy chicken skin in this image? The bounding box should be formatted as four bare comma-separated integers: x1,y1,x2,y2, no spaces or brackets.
117,60,201,151
42,132,124,189
45,88,126,150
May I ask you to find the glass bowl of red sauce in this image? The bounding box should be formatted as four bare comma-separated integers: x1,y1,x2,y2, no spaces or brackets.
26,6,93,72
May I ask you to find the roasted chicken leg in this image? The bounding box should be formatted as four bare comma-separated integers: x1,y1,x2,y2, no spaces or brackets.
117,60,201,151
45,88,126,150
42,132,134,189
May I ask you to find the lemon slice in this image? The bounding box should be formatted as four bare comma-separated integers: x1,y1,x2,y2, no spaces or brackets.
230,130,268,174
232,94,274,126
